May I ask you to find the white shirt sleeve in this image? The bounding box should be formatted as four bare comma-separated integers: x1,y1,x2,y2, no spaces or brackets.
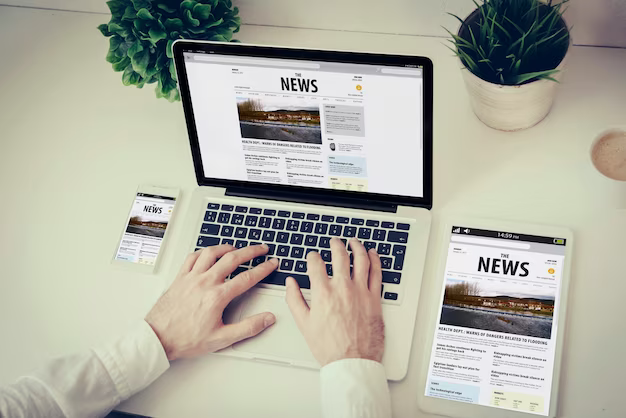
0,321,170,418
320,358,392,418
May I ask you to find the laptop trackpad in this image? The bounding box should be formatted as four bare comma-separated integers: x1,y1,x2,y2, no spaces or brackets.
231,293,317,365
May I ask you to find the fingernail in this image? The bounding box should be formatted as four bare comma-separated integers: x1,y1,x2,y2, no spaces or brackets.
261,243,269,250
269,258,279,266
264,314,276,327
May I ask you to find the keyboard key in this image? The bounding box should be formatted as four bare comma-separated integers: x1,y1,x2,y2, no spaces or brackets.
300,221,313,233
397,223,410,230
235,206,247,213
326,264,333,276
259,217,272,228
382,271,401,284
286,220,300,231
204,211,217,222
263,209,276,216
305,235,318,247
220,226,234,237
381,257,393,269
392,245,407,256
207,203,220,210
293,212,305,219
248,229,261,241
231,214,244,225
366,220,379,227
218,212,231,224
343,226,357,237
358,227,372,239
245,215,258,227
267,243,276,255
329,224,342,236
280,259,294,271
221,204,234,212
235,240,248,249
197,236,220,247
378,243,391,255
261,271,309,288
272,218,286,230
351,218,364,225
262,230,275,242
314,223,328,234
278,210,290,218
388,231,409,243
276,232,289,243
322,215,334,222
321,250,332,262
200,223,219,235
295,260,307,273
250,207,262,214
290,233,304,245
384,292,398,301
235,227,247,238
250,242,261,246
364,241,377,251
252,256,266,266
277,245,290,257
373,229,386,241
336,216,349,224
221,238,234,245
394,254,405,270
306,213,320,220
291,247,304,259
381,221,394,228
319,237,331,248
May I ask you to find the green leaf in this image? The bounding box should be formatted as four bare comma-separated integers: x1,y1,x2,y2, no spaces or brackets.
164,18,184,32
169,59,177,79
210,34,228,42
180,0,198,11
184,9,201,27
108,22,124,33
112,56,130,72
106,49,123,64
136,8,155,21
127,41,144,58
106,0,126,16
131,0,151,11
166,39,175,58
202,17,224,30
131,48,151,77
510,69,560,84
193,3,212,20
109,35,123,51
157,3,177,14
97,23,112,37
149,27,167,44
122,6,136,21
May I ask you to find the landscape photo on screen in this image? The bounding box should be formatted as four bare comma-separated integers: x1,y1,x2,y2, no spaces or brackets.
439,278,555,339
126,215,168,238
236,96,322,144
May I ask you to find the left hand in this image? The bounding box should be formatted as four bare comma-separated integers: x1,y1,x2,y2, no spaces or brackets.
145,244,278,361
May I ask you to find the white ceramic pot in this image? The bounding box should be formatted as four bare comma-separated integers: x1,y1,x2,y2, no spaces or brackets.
460,53,568,131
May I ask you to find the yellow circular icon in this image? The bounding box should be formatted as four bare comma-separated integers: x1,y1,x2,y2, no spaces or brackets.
548,268,555,274
356,85,362,91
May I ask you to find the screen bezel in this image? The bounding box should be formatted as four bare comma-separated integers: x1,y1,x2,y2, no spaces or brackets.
173,40,433,209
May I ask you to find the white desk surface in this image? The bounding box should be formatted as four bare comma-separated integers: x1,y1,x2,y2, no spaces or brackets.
0,6,624,418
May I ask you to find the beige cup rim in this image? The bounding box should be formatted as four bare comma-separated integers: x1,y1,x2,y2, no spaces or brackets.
590,128,626,181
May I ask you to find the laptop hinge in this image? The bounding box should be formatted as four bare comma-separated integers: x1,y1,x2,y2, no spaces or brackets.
225,187,398,213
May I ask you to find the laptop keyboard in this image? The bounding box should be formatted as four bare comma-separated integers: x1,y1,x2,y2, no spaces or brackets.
196,202,410,304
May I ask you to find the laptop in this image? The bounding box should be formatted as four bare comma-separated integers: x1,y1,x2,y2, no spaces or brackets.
171,40,433,381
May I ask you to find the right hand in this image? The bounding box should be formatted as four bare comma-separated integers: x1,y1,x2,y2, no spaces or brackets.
285,238,385,366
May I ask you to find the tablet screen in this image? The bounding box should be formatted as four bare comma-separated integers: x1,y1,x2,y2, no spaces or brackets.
424,226,567,416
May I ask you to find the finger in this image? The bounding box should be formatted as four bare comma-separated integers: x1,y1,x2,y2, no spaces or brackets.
223,258,279,299
193,244,235,274
349,238,370,287
209,244,269,278
305,250,329,290
180,250,203,274
329,237,350,280
285,276,310,332
219,312,276,346
367,248,383,297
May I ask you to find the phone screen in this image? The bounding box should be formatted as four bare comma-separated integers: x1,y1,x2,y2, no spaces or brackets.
115,192,176,265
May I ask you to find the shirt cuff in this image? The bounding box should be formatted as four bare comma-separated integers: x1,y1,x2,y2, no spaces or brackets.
320,358,391,418
94,320,170,401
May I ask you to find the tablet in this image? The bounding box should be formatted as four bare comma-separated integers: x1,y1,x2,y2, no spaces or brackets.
418,218,573,418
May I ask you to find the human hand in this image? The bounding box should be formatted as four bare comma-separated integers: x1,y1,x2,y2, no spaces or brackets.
145,244,278,361
285,238,384,366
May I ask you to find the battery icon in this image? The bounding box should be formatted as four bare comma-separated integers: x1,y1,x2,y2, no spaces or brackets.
553,238,565,245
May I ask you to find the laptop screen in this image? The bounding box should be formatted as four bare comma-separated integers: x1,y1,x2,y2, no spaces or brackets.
181,48,426,200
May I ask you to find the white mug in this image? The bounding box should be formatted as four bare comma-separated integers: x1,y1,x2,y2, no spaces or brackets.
590,129,626,181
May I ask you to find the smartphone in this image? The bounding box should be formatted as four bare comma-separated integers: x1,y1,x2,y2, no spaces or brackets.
112,185,180,273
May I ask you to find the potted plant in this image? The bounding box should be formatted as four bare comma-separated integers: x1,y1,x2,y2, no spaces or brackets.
98,0,241,102
447,0,570,131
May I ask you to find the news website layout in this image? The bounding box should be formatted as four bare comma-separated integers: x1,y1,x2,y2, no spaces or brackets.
425,227,567,416
115,193,175,265
183,53,424,198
